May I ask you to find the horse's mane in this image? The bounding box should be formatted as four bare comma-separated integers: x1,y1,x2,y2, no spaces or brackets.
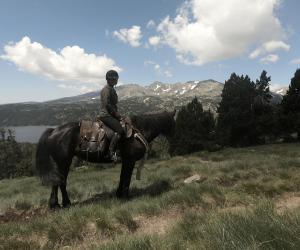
57,122,79,129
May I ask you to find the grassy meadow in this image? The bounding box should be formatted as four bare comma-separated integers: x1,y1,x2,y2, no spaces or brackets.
0,143,300,249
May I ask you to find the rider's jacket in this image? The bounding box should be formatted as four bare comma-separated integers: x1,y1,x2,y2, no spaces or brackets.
99,84,121,120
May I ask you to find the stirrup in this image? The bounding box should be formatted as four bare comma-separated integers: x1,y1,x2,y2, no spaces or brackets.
110,152,121,163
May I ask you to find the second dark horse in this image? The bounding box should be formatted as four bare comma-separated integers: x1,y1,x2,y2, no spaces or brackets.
36,111,176,209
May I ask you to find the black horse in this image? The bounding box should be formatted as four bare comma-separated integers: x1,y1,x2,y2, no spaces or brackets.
36,111,176,209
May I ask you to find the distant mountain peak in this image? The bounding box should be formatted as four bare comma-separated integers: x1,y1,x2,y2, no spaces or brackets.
0,79,286,126
41,79,224,104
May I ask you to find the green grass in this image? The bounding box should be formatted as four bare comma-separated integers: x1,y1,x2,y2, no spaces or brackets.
168,201,300,250
96,210,117,236
0,143,300,249
114,208,138,232
0,238,40,250
100,201,300,250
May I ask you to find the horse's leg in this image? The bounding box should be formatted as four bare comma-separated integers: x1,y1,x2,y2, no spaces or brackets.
60,183,71,208
49,185,60,209
116,159,135,199
59,161,72,208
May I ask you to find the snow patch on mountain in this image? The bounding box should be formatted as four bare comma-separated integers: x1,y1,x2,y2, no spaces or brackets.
276,88,286,95
162,85,171,92
180,89,187,95
190,84,197,90
154,84,161,91
270,85,288,96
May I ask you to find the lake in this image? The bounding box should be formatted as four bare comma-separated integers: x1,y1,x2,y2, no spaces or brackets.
7,126,57,143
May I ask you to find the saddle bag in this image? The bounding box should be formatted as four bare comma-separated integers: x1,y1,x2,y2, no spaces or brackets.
78,117,134,161
79,120,107,154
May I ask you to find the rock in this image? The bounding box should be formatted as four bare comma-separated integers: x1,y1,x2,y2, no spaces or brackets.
291,132,298,139
184,174,206,184
75,166,89,171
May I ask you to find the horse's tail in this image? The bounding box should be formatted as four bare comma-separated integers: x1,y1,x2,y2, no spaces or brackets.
36,128,63,186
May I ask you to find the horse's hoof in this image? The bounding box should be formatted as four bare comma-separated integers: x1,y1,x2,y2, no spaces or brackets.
116,189,124,198
62,202,71,208
49,203,61,210
116,190,129,200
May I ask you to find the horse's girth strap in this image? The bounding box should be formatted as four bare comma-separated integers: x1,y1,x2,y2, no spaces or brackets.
134,132,149,180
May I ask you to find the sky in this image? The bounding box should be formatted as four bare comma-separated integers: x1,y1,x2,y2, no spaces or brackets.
0,0,300,104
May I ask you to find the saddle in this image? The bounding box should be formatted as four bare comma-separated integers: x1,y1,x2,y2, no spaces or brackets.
78,117,149,179
78,118,133,158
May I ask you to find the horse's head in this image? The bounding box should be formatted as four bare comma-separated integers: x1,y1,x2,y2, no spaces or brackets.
162,110,176,139
130,110,176,143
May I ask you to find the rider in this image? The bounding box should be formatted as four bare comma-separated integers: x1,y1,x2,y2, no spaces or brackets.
99,70,124,162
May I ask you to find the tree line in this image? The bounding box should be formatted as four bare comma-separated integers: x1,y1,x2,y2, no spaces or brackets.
170,68,300,155
0,128,36,179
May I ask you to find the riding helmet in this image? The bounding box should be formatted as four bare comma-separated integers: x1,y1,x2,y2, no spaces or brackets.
106,70,119,81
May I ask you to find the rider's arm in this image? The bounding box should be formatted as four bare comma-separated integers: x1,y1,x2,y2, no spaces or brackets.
101,88,121,120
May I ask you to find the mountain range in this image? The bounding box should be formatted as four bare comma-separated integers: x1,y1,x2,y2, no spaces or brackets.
0,80,287,126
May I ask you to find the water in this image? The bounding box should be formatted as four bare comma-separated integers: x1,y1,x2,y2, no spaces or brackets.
6,126,57,143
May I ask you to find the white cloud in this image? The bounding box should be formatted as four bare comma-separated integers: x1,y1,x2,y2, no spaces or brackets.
260,54,279,64
290,58,300,64
147,20,156,29
148,36,161,46
155,0,286,65
144,60,155,66
164,70,173,77
144,60,172,77
113,25,142,47
250,40,290,59
264,40,290,52
58,84,95,93
1,36,121,93
144,60,161,72
249,49,263,59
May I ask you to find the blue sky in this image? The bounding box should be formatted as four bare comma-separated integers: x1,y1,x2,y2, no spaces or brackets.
0,0,300,104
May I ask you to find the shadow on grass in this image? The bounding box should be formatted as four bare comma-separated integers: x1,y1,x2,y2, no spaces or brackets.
78,179,173,206
131,179,173,198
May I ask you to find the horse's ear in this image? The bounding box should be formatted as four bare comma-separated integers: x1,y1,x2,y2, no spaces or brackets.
172,110,176,117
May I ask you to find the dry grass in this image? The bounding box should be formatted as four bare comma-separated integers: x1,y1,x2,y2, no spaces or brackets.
0,143,300,249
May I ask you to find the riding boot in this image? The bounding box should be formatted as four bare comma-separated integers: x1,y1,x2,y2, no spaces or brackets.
109,133,121,162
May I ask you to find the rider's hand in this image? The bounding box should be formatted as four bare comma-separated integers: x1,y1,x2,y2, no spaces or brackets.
122,116,131,124
114,112,122,121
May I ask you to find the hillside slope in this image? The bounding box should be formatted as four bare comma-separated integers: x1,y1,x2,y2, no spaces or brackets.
0,143,300,249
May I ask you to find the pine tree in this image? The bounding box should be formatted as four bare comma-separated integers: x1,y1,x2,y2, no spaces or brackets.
170,97,215,155
217,73,256,146
282,69,300,113
253,70,275,141
255,70,272,104
281,68,300,139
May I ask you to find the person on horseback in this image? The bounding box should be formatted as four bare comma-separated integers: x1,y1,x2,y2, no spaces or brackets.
99,70,123,162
